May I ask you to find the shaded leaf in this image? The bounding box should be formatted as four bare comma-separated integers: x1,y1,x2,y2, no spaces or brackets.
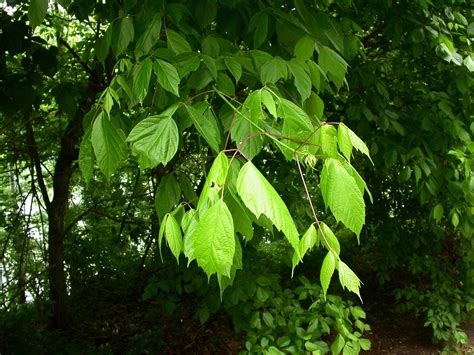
154,59,180,97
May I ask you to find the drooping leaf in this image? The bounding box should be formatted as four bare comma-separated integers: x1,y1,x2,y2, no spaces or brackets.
153,59,180,97
292,224,318,273
305,92,324,119
338,260,362,301
164,213,183,264
346,125,373,164
79,125,94,184
201,54,218,80
127,115,179,169
231,111,263,159
28,0,48,28
191,200,235,278
320,159,365,237
217,73,235,96
185,104,222,153
337,123,353,161
237,161,300,257
197,152,229,209
288,59,312,102
91,113,127,182
250,11,268,48
318,45,347,90
318,221,340,254
320,251,336,299
158,214,168,261
155,174,181,222
261,89,277,118
95,25,113,62
112,17,134,57
132,58,153,104
166,29,192,54
135,13,162,58
217,236,243,297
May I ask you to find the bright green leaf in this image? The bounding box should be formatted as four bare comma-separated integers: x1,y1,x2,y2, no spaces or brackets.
260,57,288,84
191,200,235,278
338,259,362,301
127,115,179,169
237,161,300,257
337,123,353,161
91,113,127,182
164,214,183,264
320,251,336,299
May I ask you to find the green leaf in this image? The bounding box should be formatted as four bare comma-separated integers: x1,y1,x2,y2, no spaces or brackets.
292,224,318,273
304,92,324,120
95,25,113,62
288,59,312,102
197,152,229,209
237,161,300,257
155,174,181,222
166,29,192,55
320,251,336,299
217,235,243,296
202,36,220,58
294,36,315,61
337,123,353,161
28,0,48,28
112,17,134,57
331,334,346,355
153,59,180,97
250,11,268,48
261,89,277,118
277,98,314,160
91,113,127,182
164,214,183,264
346,126,373,164
217,73,235,96
432,203,444,222
135,13,162,58
320,159,365,237
202,54,218,80
231,112,263,159
260,57,288,84
224,57,242,83
225,192,254,240
132,58,153,104
116,75,133,101
175,52,201,79
319,221,340,254
79,125,94,184
318,45,347,90
127,115,179,169
338,260,362,301
191,200,235,278
185,104,222,153
158,214,168,261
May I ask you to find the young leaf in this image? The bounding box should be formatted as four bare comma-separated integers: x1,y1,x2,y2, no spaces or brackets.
338,260,362,301
135,13,162,58
337,123,353,161
260,57,288,84
132,58,153,104
197,152,229,209
320,159,365,237
261,89,277,118
155,174,181,222
153,59,180,97
166,29,192,54
288,59,312,102
127,116,179,169
185,104,222,153
91,113,127,182
191,200,235,278
318,124,338,158
320,251,336,299
28,0,48,28
79,126,94,184
237,161,300,257
164,213,183,264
